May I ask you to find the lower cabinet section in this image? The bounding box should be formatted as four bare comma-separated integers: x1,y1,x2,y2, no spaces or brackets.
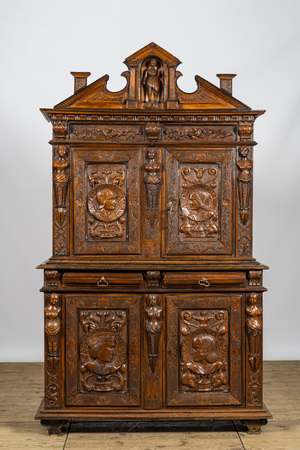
39,286,271,434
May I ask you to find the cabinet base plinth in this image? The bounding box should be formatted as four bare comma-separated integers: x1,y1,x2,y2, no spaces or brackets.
36,400,271,435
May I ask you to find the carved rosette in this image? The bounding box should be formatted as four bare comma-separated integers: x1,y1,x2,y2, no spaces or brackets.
246,293,263,406
44,293,61,407
179,165,219,239
87,164,127,239
79,310,128,393
53,146,69,256
238,121,253,140
145,294,162,373
180,310,228,392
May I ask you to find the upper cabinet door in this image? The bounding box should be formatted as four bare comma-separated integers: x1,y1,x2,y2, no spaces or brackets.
165,149,234,256
73,149,141,255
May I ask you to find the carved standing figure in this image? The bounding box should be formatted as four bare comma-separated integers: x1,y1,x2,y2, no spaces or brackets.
246,293,263,372
53,146,69,208
145,294,162,373
142,58,163,103
237,147,252,224
44,293,61,373
144,149,161,227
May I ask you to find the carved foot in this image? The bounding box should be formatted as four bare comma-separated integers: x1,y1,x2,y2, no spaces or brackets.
246,419,267,434
41,420,68,436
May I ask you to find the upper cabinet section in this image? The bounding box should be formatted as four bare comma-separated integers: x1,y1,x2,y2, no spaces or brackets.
42,43,260,114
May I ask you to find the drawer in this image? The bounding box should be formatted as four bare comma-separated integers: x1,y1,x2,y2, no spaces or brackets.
62,272,144,288
162,272,246,288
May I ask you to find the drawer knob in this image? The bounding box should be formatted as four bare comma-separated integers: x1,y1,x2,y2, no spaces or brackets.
198,278,210,287
97,276,109,287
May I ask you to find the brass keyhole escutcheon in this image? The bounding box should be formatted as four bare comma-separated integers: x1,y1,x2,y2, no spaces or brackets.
97,276,109,287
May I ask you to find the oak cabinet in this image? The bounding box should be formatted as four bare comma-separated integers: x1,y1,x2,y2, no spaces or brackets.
36,43,271,436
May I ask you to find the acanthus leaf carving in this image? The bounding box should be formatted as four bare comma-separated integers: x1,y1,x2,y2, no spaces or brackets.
145,294,162,373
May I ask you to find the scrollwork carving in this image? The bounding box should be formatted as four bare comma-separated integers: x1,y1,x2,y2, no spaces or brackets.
144,149,161,227
164,127,234,141
237,147,252,225
145,294,162,373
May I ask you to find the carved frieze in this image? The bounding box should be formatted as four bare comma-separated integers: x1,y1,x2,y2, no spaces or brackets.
79,310,128,393
145,294,162,373
70,124,143,141
163,125,236,141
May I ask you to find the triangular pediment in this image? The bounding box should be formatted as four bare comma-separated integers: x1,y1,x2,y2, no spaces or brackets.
52,43,251,111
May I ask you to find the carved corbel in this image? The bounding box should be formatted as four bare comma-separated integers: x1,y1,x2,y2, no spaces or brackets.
45,270,61,287
53,121,68,139
248,271,262,286
238,121,253,140
246,293,262,373
144,271,161,287
145,294,162,373
144,149,161,227
145,122,161,141
237,147,252,225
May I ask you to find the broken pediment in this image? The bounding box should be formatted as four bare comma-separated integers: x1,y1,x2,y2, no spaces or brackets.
53,42,251,111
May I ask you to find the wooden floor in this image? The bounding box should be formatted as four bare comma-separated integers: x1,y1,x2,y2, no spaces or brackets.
0,361,299,449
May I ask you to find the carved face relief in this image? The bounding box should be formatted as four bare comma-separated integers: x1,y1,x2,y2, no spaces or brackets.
179,164,219,239
88,185,126,222
180,309,228,392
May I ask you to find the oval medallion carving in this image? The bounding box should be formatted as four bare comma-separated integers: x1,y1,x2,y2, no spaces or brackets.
88,184,126,223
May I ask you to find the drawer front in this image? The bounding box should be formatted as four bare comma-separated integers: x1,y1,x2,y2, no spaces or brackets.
166,294,243,406
163,272,246,288
65,294,141,407
62,272,144,288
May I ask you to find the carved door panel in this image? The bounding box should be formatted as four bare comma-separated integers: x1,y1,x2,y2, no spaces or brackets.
65,294,141,407
73,149,140,255
165,149,234,256
166,294,242,406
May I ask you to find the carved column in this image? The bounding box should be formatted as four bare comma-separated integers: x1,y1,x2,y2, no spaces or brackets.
53,145,69,256
246,293,263,407
44,293,62,408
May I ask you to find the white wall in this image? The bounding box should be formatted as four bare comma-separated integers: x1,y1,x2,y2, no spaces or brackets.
1,0,299,361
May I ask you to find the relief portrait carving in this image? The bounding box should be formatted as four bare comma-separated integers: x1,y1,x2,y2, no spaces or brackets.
79,310,127,393
87,165,127,239
179,166,219,239
180,310,228,392
142,58,163,104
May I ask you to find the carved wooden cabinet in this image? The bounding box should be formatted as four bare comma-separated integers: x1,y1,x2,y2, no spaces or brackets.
36,43,271,435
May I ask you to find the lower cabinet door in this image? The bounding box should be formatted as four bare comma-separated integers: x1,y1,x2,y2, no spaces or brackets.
65,294,141,407
166,294,243,406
